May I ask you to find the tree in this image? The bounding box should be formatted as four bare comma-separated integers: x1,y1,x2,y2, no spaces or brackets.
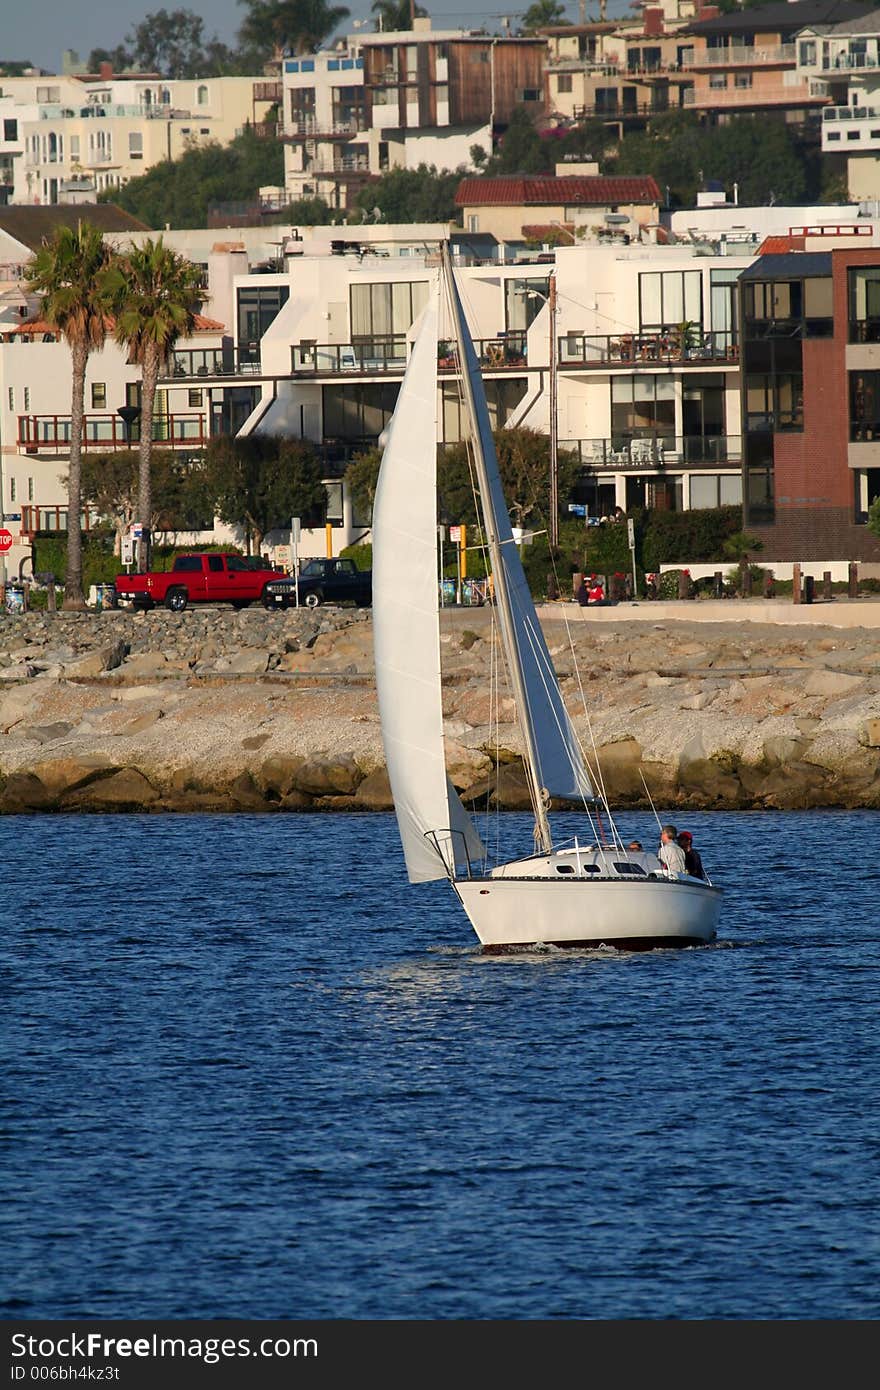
103,128,284,228
521,1,568,33
126,8,214,78
80,449,210,552
203,435,326,555
439,428,579,533
344,447,382,520
237,0,351,59
371,0,426,30
26,221,114,609
100,238,203,571
86,44,133,71
867,494,880,541
353,164,463,223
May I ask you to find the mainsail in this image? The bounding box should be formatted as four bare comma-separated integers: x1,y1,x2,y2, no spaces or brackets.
373,301,485,883
445,259,594,811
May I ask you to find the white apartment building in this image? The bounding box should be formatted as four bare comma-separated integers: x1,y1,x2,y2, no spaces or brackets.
281,20,546,208
4,74,274,204
0,220,777,582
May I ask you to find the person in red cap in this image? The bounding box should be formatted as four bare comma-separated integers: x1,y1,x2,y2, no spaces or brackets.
677,830,705,880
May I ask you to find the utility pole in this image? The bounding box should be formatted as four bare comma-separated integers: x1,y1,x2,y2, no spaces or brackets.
549,272,559,549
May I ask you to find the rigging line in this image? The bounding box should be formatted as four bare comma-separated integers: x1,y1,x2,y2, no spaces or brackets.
640,769,664,836
542,590,626,852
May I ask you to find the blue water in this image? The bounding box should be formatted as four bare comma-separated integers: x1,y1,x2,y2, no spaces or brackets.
2,809,879,1320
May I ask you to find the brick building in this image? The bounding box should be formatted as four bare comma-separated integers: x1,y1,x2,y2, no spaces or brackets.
740,245,880,559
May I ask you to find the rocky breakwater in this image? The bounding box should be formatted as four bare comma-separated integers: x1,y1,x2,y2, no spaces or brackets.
0,605,879,813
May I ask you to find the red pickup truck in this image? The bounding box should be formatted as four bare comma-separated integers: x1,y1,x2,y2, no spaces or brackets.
116,553,287,612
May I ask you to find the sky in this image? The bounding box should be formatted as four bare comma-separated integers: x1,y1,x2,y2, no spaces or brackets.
4,1,635,72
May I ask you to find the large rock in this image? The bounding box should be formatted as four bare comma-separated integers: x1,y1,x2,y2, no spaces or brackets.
63,767,159,809
62,639,128,678
455,688,516,727
354,767,393,810
444,739,492,790
256,755,304,796
29,754,116,797
803,670,864,699
291,754,364,796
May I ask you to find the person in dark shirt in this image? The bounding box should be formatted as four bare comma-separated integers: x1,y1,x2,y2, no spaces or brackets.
677,830,705,880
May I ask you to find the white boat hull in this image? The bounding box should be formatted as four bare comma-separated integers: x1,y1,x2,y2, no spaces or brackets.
454,875,721,950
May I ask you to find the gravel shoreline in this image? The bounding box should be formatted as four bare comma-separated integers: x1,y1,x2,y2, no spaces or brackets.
1,604,878,812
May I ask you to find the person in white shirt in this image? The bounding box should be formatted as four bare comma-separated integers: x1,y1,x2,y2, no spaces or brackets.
658,824,686,876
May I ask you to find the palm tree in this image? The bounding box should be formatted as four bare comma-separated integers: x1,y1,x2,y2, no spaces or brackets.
101,238,203,572
26,221,113,610
521,0,568,33
371,0,427,30
237,0,351,59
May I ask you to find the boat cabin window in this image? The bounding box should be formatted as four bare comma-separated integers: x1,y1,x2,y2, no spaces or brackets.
613,861,647,875
582,864,601,874
556,864,575,874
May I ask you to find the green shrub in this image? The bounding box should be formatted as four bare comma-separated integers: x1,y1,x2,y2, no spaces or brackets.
642,505,742,571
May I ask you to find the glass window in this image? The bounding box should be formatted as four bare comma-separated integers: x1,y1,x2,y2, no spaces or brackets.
208,554,223,571
236,285,289,361
349,281,428,339
557,74,573,93
849,266,880,339
174,555,202,572
639,271,702,330
129,132,143,158
188,389,203,407
3,119,17,141
611,374,675,439
505,277,550,332
91,382,106,408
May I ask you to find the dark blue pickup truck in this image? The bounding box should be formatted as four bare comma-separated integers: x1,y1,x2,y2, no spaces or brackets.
263,558,372,609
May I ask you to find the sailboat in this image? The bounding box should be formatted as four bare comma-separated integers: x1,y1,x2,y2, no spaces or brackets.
372,247,721,951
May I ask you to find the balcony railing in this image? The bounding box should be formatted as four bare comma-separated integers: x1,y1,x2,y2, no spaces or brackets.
291,336,529,375
558,330,738,368
163,348,264,379
284,116,365,138
253,81,283,102
682,45,795,68
18,413,207,451
822,52,880,73
562,435,743,469
684,83,822,108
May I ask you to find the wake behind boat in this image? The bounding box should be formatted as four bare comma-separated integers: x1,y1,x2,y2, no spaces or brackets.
372,246,721,951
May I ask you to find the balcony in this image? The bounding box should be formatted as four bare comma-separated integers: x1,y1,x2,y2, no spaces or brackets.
162,348,264,380
684,82,824,109
562,436,743,468
253,81,283,102
283,116,365,139
18,413,207,451
291,336,529,376
682,45,796,69
558,330,738,369
821,51,880,74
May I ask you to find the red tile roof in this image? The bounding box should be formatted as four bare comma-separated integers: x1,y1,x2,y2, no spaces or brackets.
4,312,224,337
758,235,806,255
455,175,662,207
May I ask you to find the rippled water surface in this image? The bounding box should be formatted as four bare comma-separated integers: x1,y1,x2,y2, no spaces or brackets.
2,809,879,1320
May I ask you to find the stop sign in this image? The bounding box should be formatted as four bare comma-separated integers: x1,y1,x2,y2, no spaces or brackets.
0,529,13,553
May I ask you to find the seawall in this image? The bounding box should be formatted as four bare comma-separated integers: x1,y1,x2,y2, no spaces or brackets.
0,601,878,813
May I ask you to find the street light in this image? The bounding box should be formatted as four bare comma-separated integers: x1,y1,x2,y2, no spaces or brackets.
520,276,559,548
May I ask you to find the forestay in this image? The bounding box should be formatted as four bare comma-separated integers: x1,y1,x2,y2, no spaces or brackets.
372,302,485,883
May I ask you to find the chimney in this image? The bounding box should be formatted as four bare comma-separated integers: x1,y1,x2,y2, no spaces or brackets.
643,7,664,37
413,17,432,34
99,61,112,80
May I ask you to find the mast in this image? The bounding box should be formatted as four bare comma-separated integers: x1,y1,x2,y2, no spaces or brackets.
441,244,553,854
